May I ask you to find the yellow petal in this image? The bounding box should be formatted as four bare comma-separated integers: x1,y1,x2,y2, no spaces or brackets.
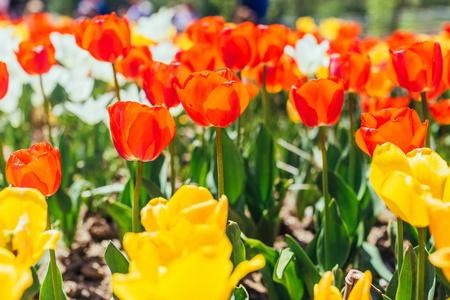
348,271,372,300
378,171,430,227
31,230,61,265
370,143,413,194
0,262,32,300
407,148,449,199
427,198,450,249
429,247,450,282
112,272,157,300
443,172,450,203
314,271,343,300
229,254,265,290
167,185,215,222
122,232,161,278
140,197,169,232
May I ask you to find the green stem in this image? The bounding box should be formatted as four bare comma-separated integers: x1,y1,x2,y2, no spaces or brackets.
169,142,176,196
40,75,54,145
397,219,404,272
262,64,269,126
236,116,241,149
112,63,121,101
420,92,430,147
417,227,425,300
46,210,61,300
215,127,224,198
348,92,356,188
132,161,144,233
0,124,7,188
319,126,330,270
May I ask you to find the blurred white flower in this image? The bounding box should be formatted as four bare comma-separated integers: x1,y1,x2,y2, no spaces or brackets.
134,7,176,43
0,79,22,114
150,41,179,64
284,34,330,78
30,65,65,107
64,92,114,125
115,84,147,104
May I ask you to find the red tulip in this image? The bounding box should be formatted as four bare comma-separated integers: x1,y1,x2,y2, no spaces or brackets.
75,12,130,63
114,46,152,84
355,107,428,157
289,78,345,127
186,16,225,44
256,24,288,65
108,101,176,162
15,38,56,75
386,40,443,94
329,52,371,92
0,61,9,99
176,69,249,128
429,99,450,125
141,61,190,109
6,142,61,197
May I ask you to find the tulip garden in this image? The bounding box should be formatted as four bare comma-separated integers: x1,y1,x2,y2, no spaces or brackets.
3,6,450,300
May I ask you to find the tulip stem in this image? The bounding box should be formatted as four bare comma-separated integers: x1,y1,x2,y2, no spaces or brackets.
215,127,224,198
319,126,331,270
0,127,7,188
262,64,269,125
39,75,54,146
169,142,176,196
112,63,121,101
397,218,404,272
46,211,61,300
348,92,356,188
417,227,425,300
420,92,430,147
132,160,144,233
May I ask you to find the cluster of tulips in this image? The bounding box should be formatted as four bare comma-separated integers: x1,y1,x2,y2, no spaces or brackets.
2,6,450,300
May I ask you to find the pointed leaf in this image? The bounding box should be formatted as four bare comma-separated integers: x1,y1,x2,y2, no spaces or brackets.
105,241,130,275
226,222,246,268
274,248,304,300
396,245,417,300
39,258,67,300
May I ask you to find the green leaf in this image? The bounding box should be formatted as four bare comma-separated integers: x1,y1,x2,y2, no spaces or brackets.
396,245,416,300
141,178,165,199
318,171,359,235
119,178,133,207
254,201,283,246
317,199,351,271
226,222,246,268
105,241,130,275
361,242,393,281
215,128,245,205
285,235,321,298
231,285,249,300
385,270,398,300
21,267,40,300
39,259,67,300
273,248,304,300
413,248,436,300
190,144,210,187
106,202,132,238
58,133,71,190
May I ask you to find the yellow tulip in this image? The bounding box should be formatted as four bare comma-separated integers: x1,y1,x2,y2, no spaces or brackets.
0,187,60,266
295,17,317,33
429,247,450,282
113,185,265,300
314,271,372,300
369,143,450,227
0,249,32,300
427,199,450,249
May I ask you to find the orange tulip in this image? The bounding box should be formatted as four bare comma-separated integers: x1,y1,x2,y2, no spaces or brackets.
361,68,393,99
108,101,176,162
114,46,152,84
329,51,371,92
75,12,130,63
15,38,56,75
256,24,288,65
429,99,450,125
386,40,443,94
359,95,410,114
355,107,428,157
6,142,61,197
0,62,9,100
24,13,74,38
289,78,345,127
386,30,417,50
176,69,249,128
186,16,225,44
141,61,191,109
218,22,258,71
176,43,218,72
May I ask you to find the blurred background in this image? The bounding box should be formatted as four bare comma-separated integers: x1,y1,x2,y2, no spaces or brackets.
3,0,450,37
